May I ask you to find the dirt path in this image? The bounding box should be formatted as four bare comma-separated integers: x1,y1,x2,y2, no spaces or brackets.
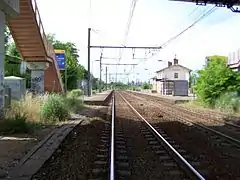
0,105,105,178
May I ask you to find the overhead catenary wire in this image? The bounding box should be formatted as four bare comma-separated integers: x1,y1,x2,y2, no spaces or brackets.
125,6,217,76
160,6,217,48
88,0,92,28
168,6,200,36
133,6,203,63
127,7,203,73
143,6,217,62
118,0,138,62
115,0,138,82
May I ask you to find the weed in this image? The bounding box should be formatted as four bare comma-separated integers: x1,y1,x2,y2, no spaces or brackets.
40,94,70,122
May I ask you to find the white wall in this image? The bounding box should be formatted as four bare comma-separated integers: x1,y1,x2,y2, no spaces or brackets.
157,65,190,81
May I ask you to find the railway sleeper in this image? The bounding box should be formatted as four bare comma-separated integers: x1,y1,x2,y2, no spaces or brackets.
115,130,131,179
142,123,210,179
88,123,110,180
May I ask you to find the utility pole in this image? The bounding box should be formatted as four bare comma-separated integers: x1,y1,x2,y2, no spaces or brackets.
99,52,103,93
87,28,91,96
87,27,162,95
105,66,108,90
109,73,111,89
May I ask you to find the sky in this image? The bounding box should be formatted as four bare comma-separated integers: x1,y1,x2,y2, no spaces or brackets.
36,0,240,83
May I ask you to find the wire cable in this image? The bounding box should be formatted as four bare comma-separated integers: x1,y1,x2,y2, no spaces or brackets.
118,0,138,63
146,6,216,60
115,0,138,82
125,6,217,76
160,6,217,48
88,0,92,28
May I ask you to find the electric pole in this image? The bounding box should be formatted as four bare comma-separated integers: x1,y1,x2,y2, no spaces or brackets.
105,66,108,90
87,28,91,96
99,52,103,93
87,27,162,96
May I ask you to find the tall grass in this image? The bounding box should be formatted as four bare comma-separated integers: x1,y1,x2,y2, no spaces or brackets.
1,89,83,134
5,92,46,123
215,92,240,114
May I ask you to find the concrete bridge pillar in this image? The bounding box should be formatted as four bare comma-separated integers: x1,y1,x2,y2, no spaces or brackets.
0,11,5,119
0,0,20,119
27,62,49,94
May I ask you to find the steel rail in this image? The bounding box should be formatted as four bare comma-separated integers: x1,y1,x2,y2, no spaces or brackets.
119,92,205,180
129,91,240,147
109,95,115,180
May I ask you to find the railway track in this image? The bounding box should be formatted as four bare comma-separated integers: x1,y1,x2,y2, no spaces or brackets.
127,91,240,146
32,91,240,179
90,92,206,180
121,91,240,179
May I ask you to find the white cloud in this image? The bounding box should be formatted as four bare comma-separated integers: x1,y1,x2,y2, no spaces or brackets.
36,0,240,83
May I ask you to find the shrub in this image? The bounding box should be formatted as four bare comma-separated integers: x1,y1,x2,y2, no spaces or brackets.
0,112,33,134
5,92,45,123
2,91,84,134
215,92,240,114
66,97,83,113
67,89,82,98
40,94,70,122
142,83,152,89
92,90,97,95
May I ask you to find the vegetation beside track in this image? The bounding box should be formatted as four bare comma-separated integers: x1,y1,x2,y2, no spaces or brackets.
192,55,240,114
0,89,83,134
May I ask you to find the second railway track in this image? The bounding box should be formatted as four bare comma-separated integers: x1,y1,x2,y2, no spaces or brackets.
129,91,240,143
32,91,240,180
104,92,206,180
121,91,240,179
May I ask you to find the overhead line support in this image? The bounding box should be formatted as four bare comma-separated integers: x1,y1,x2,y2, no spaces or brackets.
102,63,138,65
90,45,162,49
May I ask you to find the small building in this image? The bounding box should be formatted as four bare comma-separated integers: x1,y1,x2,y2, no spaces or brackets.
4,76,26,100
228,50,240,71
152,56,191,96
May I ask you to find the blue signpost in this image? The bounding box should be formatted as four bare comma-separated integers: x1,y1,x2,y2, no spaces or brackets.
54,50,67,92
55,50,66,70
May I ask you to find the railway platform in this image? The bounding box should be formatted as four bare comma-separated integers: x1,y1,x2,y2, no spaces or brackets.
131,91,195,104
83,90,113,106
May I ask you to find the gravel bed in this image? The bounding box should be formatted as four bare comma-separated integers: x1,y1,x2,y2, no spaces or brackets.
129,92,240,141
131,92,240,125
115,93,189,180
122,92,240,179
32,106,109,180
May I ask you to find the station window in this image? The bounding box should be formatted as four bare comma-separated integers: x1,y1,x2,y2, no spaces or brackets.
174,73,178,78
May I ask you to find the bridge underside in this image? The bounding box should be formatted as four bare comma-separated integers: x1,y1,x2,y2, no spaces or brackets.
7,0,64,93
169,0,240,12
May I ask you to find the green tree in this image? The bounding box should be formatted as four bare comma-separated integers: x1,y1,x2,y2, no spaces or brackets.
5,28,31,87
195,55,240,106
4,26,10,50
142,82,152,89
6,43,21,57
189,71,199,93
47,34,88,90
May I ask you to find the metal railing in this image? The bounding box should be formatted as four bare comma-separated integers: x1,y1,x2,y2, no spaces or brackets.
30,0,64,91
110,95,115,180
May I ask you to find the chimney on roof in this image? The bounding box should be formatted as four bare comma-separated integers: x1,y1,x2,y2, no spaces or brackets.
168,61,172,67
173,54,178,65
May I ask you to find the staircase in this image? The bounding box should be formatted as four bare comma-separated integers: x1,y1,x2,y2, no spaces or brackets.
6,0,64,92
